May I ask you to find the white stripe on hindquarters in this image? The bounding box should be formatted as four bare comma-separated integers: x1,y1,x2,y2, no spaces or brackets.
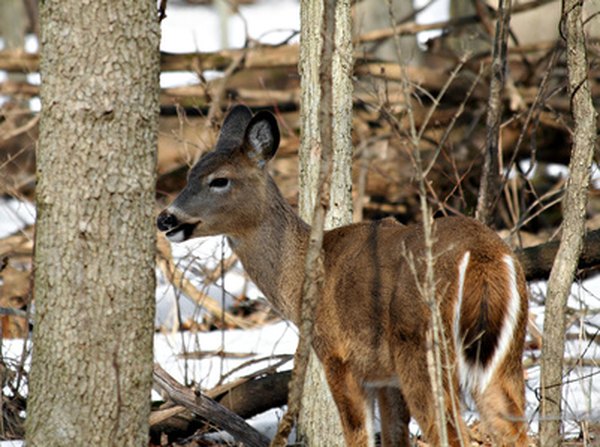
476,255,521,394
454,251,472,396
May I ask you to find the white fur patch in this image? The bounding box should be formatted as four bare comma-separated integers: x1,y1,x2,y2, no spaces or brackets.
478,255,521,393
364,389,376,447
455,254,522,396
166,228,186,243
248,120,273,166
454,251,472,395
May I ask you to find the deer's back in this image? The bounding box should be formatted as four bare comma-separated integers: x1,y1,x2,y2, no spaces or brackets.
315,215,519,382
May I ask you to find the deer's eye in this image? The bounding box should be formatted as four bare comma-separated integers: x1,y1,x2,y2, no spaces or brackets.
209,177,230,189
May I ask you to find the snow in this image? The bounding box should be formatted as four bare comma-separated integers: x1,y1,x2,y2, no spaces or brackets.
154,320,297,391
0,198,35,239
153,320,297,440
160,0,300,54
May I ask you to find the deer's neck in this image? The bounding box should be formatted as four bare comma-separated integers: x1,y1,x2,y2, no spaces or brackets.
228,177,310,324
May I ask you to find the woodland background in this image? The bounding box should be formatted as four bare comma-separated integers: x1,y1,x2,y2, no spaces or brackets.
0,0,599,445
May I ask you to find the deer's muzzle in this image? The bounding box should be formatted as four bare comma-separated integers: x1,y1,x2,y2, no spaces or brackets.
157,211,198,243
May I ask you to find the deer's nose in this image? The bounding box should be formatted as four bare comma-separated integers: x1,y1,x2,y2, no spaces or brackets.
157,211,179,232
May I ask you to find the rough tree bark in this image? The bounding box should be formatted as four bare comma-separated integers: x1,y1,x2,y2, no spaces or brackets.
297,0,352,444
539,0,598,445
27,2,160,446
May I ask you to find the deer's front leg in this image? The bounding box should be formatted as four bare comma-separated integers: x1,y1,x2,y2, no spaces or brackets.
321,357,375,447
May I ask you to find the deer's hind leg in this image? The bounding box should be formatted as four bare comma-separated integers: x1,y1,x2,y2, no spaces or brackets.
321,356,376,447
377,386,411,447
474,365,529,447
394,343,469,447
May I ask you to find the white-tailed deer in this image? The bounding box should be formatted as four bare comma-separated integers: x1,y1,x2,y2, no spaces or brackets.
157,105,529,447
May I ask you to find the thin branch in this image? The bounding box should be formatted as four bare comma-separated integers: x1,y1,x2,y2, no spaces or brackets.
475,0,512,225
158,0,168,22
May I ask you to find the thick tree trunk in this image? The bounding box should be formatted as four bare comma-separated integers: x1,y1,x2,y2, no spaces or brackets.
27,2,160,446
538,0,598,445
297,0,352,444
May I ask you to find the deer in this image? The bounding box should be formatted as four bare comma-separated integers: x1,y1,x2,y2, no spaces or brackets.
157,105,530,447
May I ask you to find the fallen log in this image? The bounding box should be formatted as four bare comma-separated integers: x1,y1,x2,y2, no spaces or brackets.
152,364,270,447
150,370,292,441
517,228,600,281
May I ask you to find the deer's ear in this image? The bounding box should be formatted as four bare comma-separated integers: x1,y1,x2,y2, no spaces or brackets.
215,105,253,151
244,111,280,167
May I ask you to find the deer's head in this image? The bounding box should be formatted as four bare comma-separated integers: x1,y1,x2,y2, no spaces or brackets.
157,105,280,242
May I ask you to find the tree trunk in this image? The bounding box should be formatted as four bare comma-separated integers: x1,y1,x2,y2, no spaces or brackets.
27,2,160,446
0,0,26,50
446,0,488,54
354,0,422,65
539,0,598,445
0,0,26,85
297,0,352,444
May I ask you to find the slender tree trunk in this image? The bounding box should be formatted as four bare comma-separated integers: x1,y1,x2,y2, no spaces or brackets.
539,0,598,445
0,0,26,84
475,0,511,225
447,0,488,54
0,0,26,51
354,0,422,64
27,2,160,446
297,0,352,444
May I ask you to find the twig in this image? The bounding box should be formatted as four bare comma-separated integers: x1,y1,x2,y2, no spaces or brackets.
424,63,484,177
156,234,251,329
0,307,28,319
0,114,39,143
492,46,562,227
210,354,293,392
355,0,557,45
475,0,512,225
205,49,246,129
158,0,168,22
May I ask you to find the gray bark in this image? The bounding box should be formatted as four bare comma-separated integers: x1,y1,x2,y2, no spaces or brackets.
446,0,488,55
355,0,422,64
0,0,26,83
297,0,353,444
27,1,160,446
539,0,598,444
475,0,511,225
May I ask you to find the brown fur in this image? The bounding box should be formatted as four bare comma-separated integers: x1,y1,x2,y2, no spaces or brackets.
157,106,529,447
